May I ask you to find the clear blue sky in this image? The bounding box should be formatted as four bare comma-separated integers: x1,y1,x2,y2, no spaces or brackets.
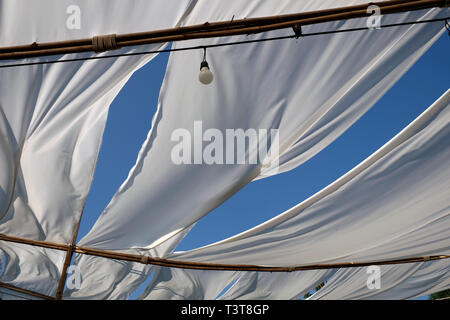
75,31,449,298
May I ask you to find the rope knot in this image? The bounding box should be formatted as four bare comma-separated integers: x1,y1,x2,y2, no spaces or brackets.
92,34,118,53
140,255,149,264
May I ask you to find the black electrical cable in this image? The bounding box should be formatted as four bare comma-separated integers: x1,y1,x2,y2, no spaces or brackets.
0,17,448,69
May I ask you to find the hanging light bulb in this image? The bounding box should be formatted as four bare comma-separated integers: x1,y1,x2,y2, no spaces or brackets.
199,47,213,85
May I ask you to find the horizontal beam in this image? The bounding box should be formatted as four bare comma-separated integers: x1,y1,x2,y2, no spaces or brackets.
1,233,449,272
1,233,448,299
0,233,69,251
75,245,450,272
0,0,448,60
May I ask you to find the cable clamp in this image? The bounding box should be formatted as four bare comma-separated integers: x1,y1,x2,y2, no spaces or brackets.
292,24,303,38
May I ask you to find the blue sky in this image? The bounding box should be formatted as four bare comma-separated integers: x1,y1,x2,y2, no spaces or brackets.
74,31,449,298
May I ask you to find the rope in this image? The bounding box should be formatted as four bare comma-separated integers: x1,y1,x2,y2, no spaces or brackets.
92,34,118,53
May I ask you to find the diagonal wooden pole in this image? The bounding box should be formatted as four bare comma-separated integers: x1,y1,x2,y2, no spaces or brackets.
54,218,82,300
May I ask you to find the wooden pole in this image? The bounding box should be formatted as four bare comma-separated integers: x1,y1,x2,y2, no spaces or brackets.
0,0,414,54
0,0,448,60
74,246,450,272
1,233,449,272
54,201,89,300
1,233,449,299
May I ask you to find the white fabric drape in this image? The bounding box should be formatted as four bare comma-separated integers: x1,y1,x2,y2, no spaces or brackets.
80,1,448,254
219,269,336,300
2,0,448,300
141,267,241,300
138,90,449,301
0,288,43,300
309,260,450,300
167,89,450,266
0,0,194,298
0,241,65,297
65,226,193,299
140,267,335,300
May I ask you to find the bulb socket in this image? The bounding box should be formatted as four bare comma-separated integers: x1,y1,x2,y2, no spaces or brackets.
200,60,210,70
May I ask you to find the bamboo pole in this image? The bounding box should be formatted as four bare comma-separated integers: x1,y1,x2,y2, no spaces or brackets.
73,246,450,272
1,233,449,299
54,202,89,300
0,0,414,55
1,233,449,273
0,0,448,60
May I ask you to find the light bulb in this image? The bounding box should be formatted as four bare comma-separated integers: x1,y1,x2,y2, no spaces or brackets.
199,61,214,85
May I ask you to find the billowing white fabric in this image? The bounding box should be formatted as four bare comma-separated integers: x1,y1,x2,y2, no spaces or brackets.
65,226,193,299
0,288,43,300
80,1,449,252
142,267,241,300
138,91,450,301
0,0,194,243
1,0,448,300
0,0,194,298
219,269,336,300
167,89,450,266
309,259,450,300
141,267,335,300
0,241,65,298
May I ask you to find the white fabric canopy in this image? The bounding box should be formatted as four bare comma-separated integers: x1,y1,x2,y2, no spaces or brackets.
137,90,449,301
141,267,335,300
142,267,241,300
72,87,450,299
0,0,194,298
80,1,448,253
0,241,65,297
168,89,450,266
0,288,43,300
0,0,194,243
1,0,448,300
310,260,450,300
219,269,336,300
65,226,193,299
